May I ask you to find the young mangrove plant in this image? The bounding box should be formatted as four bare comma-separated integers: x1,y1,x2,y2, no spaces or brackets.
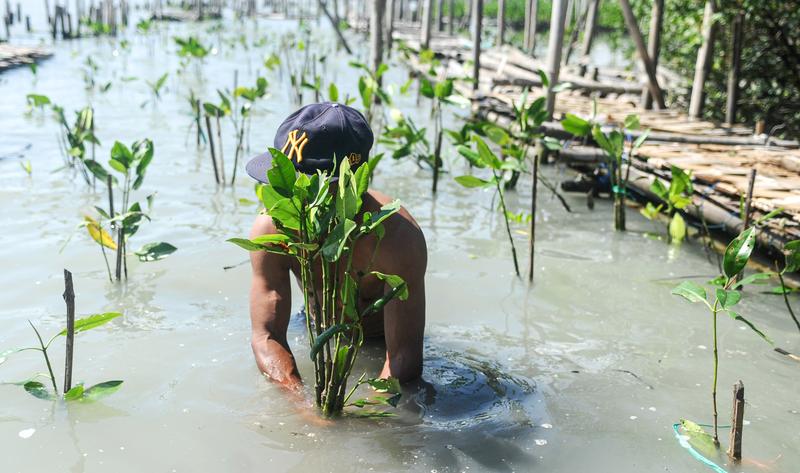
350,61,392,128
455,135,526,277
671,226,772,447
640,166,694,243
0,298,122,402
774,240,800,332
228,150,405,417
381,111,433,172
53,105,101,187
563,114,649,231
142,72,169,108
101,140,176,280
418,76,459,193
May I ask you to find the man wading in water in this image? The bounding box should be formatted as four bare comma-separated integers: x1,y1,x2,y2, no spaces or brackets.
245,103,427,396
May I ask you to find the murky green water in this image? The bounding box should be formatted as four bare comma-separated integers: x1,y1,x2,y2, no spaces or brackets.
1,6,798,473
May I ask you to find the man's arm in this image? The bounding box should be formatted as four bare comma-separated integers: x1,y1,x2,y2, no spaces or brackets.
249,215,302,391
380,224,427,382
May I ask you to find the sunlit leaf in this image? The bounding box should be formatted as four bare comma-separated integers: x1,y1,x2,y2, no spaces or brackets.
82,380,123,401
671,281,708,305
723,227,756,278
84,216,117,250
134,242,177,262
58,312,122,337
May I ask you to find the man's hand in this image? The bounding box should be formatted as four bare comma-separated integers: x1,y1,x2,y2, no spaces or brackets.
251,334,302,392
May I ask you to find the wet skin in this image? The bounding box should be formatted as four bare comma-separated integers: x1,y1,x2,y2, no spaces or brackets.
248,188,427,396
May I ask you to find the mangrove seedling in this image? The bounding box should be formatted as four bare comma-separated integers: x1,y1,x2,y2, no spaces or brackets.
105,139,177,280
0,310,123,402
53,105,103,187
774,240,800,333
25,93,51,114
228,150,406,417
380,111,433,171
564,114,649,231
419,76,459,193
350,61,392,127
143,72,169,107
640,165,694,243
455,135,526,277
671,226,772,447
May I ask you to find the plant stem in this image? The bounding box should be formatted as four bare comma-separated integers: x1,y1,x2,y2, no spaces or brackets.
28,321,59,395
495,172,521,277
711,299,720,447
776,265,800,332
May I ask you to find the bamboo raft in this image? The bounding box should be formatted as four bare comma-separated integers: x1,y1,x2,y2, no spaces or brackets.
0,45,51,73
397,33,800,253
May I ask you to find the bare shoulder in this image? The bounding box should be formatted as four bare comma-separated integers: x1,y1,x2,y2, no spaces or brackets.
249,214,292,275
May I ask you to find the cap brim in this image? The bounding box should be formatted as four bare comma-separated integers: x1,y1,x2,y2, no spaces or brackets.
245,151,273,184
246,150,344,184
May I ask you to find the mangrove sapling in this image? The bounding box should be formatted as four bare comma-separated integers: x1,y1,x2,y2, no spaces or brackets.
204,99,228,185
671,226,773,447
0,310,123,402
640,165,694,243
228,150,405,417
380,112,433,170
105,140,177,279
25,93,51,114
455,136,525,277
187,90,206,147
142,72,169,108
418,76,459,193
563,114,649,231
774,240,800,332
52,105,103,187
231,78,269,184
350,61,392,127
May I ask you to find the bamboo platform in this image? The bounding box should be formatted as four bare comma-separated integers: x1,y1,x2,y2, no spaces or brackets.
0,45,52,73
396,33,800,253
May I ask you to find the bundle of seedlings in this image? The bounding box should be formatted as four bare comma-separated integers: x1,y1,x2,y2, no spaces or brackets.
229,150,405,417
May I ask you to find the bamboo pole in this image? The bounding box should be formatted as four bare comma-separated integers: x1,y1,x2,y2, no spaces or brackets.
725,11,743,125
496,0,505,45
370,0,385,72
470,0,482,91
580,0,599,59
742,168,756,230
205,115,220,185
447,0,453,35
689,0,716,119
436,0,443,31
317,0,353,54
420,0,432,48
62,269,75,393
544,0,567,119
727,381,744,461
640,0,663,109
385,0,395,52
523,0,538,52
618,0,666,109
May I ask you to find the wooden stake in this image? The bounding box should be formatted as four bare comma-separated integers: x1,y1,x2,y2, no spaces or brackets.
725,11,743,125
420,0,432,48
63,269,75,393
470,0,482,91
447,0,453,35
727,380,744,462
528,150,539,282
371,0,385,71
385,0,395,52
742,168,756,228
619,0,665,109
496,0,505,45
640,0,664,109
317,0,352,54
544,0,567,119
689,0,716,119
580,0,599,60
205,115,220,185
523,0,538,52
436,0,443,31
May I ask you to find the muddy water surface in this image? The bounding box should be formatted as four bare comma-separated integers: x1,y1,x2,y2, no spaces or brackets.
0,7,798,473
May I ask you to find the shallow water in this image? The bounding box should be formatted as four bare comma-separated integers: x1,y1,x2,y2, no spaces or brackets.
1,7,799,473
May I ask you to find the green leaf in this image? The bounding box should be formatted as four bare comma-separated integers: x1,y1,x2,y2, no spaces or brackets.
23,381,53,400
434,78,453,99
650,179,669,200
457,146,484,167
108,158,127,174
669,213,687,243
455,175,492,188
671,281,707,304
715,288,741,309
134,242,177,262
723,227,756,278
483,124,510,145
733,272,773,289
82,380,123,401
726,310,773,344
58,312,122,337
623,114,640,130
227,238,266,251
110,141,132,169
64,384,85,401
328,82,339,102
335,345,351,379
419,77,435,98
310,324,350,360
371,272,409,300
266,148,297,197
561,113,592,137
267,198,301,230
363,201,401,232
366,377,401,394
321,219,357,262
679,419,716,456
537,69,549,88
474,136,501,169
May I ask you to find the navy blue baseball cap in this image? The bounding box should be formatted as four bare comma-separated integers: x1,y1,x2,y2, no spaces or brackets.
246,102,373,183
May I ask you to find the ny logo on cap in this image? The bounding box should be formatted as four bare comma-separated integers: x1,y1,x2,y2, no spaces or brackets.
281,129,309,162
